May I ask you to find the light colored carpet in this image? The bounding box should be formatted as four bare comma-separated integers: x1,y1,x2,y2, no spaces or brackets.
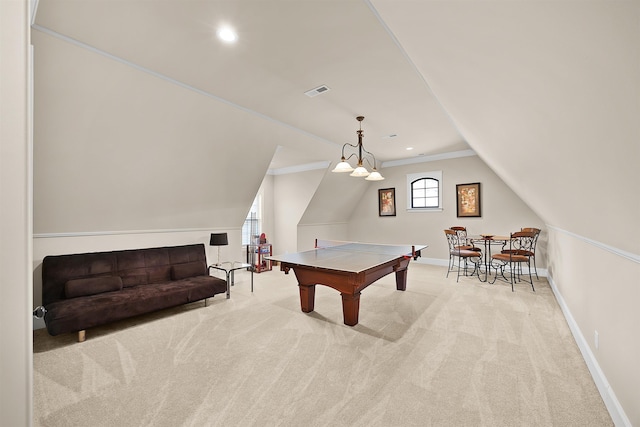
33,264,612,426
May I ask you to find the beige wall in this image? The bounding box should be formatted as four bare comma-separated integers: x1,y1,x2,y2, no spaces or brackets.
297,223,349,253
346,154,546,268
547,229,639,425
0,0,32,424
32,29,301,234
272,168,327,255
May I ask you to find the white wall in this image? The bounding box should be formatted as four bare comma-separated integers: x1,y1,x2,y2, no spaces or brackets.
0,0,32,424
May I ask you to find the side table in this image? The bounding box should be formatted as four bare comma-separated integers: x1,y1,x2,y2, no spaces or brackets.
209,261,254,299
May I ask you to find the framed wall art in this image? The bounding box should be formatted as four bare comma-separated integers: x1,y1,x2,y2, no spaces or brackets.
456,182,481,217
378,188,396,217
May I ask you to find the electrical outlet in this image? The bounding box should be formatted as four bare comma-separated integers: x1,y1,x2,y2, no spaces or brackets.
594,330,599,350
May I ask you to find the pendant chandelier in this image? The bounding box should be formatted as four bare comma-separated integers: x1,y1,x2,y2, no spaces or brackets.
331,116,384,181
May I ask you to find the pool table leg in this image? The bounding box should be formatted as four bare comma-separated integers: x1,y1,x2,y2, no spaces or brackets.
341,292,361,326
299,284,316,313
395,268,408,291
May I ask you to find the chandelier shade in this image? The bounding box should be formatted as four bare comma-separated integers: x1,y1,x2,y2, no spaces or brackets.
365,170,384,181
332,160,354,173
350,166,370,177
331,116,384,180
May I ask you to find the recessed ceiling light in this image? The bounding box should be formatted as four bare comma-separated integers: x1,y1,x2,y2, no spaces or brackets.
217,26,237,43
406,147,414,151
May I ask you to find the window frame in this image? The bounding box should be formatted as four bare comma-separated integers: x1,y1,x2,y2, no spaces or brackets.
406,171,443,212
242,193,262,245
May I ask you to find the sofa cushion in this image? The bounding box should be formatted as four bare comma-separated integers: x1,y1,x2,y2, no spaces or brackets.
148,266,171,283
65,276,123,298
120,272,148,287
44,276,228,336
171,261,207,280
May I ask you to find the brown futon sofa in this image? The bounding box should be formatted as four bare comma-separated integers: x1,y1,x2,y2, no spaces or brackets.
42,243,227,342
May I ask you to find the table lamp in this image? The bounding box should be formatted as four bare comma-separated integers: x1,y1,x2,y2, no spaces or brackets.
209,232,228,266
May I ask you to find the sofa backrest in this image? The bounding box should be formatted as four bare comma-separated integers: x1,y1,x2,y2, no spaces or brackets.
42,244,208,306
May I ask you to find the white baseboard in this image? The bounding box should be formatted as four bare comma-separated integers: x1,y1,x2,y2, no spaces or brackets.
547,275,631,427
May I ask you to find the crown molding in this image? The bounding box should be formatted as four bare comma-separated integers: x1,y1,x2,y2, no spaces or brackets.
381,149,476,168
267,161,330,176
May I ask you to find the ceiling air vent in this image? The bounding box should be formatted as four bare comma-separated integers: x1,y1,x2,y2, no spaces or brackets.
304,85,330,97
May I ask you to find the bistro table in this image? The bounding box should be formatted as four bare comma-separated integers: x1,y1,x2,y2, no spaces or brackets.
468,235,510,282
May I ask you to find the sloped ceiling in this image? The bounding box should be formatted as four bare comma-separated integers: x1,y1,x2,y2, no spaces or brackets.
372,0,639,251
33,0,467,164
32,1,638,250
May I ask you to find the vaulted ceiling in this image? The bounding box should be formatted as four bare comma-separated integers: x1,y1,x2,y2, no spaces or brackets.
32,0,468,170
32,0,639,251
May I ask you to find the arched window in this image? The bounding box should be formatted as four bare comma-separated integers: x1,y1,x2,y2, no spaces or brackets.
406,171,443,211
411,178,439,208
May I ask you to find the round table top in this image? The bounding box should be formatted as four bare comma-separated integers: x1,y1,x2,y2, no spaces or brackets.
469,235,511,242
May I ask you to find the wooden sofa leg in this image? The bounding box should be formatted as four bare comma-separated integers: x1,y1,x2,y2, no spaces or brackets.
204,298,209,307
78,330,86,342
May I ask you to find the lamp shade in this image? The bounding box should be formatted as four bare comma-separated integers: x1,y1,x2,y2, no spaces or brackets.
365,170,384,181
332,161,354,173
350,166,370,177
209,233,228,246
